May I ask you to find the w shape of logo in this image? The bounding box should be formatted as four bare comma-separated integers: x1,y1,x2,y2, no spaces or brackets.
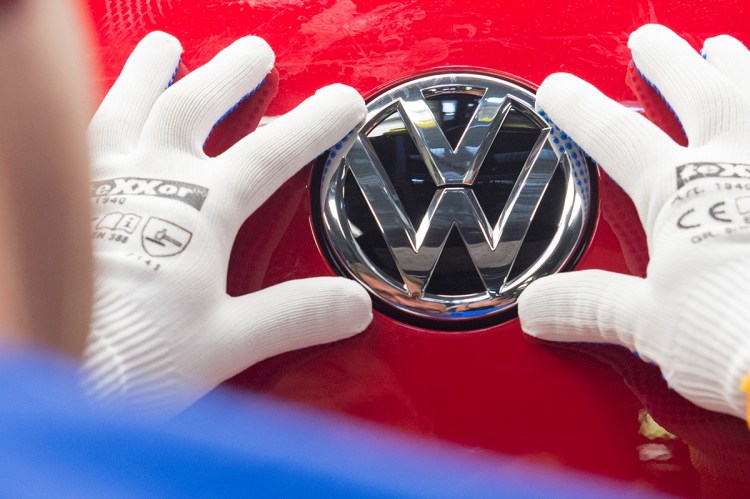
346,91,567,298
318,72,591,324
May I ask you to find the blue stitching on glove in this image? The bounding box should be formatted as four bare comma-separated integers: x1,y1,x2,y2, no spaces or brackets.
324,129,356,169
202,75,268,148
167,58,182,88
538,109,592,197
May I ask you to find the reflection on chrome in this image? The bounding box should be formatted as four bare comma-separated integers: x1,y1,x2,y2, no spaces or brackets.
318,72,594,326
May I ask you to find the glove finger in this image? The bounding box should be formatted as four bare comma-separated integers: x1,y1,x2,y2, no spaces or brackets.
89,32,182,160
629,24,750,147
141,36,274,156
211,277,372,381
702,35,750,96
518,270,645,351
536,72,676,207
221,84,365,216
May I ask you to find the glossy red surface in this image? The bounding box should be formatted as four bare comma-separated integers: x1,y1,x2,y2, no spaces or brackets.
87,1,750,496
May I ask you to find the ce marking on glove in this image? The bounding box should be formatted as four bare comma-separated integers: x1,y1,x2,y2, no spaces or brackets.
677,196,750,242
676,203,732,229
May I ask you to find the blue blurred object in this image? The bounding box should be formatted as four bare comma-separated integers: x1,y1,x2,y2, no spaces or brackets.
0,347,655,498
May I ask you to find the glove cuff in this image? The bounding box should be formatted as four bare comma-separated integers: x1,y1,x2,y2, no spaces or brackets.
80,283,187,418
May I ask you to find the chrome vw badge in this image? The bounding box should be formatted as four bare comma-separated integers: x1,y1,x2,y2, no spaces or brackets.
316,72,594,327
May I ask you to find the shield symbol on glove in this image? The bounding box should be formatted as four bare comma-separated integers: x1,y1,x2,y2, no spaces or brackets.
141,217,193,257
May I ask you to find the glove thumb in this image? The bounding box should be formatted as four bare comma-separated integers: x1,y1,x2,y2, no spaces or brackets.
518,270,646,352
211,277,372,381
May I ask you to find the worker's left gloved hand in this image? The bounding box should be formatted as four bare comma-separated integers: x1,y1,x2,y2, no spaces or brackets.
518,24,750,424
81,32,371,418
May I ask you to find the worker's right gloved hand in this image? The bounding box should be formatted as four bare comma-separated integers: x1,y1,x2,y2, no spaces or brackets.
519,24,750,424
81,32,372,418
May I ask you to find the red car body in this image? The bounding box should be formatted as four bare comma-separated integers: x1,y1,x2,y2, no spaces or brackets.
87,1,750,496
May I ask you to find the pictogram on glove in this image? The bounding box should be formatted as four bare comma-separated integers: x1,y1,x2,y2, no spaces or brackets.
519,24,750,422
81,32,372,418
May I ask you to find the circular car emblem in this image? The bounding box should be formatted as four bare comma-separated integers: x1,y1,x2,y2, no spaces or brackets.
315,72,594,327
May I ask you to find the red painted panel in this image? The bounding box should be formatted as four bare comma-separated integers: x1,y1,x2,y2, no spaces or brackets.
87,1,750,496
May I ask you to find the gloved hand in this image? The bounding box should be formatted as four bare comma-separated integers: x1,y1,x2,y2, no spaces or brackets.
81,32,372,418
518,24,750,422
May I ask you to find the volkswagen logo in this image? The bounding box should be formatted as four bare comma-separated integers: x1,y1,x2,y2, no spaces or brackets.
315,72,594,328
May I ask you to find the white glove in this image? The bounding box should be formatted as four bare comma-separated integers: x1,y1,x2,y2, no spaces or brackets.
81,32,372,418
518,24,750,422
